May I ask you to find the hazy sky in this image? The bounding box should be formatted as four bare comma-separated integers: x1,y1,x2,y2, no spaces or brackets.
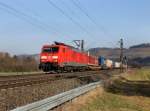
0,0,150,54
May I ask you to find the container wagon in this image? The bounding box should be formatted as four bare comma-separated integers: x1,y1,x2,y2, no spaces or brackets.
105,59,113,69
114,62,121,68
98,56,107,69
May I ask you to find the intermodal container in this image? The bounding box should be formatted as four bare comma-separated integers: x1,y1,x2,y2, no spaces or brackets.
106,59,113,68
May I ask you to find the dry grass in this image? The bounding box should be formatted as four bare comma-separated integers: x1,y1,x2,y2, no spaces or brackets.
80,90,150,111
123,68,150,81
80,69,150,111
59,86,103,111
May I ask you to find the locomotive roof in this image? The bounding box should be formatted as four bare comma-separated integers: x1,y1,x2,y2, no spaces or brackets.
42,43,97,57
43,42,83,53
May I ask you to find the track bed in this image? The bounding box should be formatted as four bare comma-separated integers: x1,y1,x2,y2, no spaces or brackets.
0,70,120,111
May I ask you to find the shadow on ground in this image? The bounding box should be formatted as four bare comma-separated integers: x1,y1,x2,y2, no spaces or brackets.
104,77,150,97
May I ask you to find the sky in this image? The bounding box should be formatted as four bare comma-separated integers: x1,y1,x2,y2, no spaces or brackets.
0,0,150,55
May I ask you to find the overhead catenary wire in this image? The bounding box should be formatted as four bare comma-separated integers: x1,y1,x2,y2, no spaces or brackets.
13,0,42,18
71,0,117,49
48,0,102,49
58,0,98,50
0,1,118,50
0,3,50,33
58,0,88,46
71,0,98,27
47,0,114,49
47,0,94,37
13,0,75,40
59,0,76,16
0,1,73,40
0,1,49,30
71,0,111,36
0,1,84,48
47,0,103,50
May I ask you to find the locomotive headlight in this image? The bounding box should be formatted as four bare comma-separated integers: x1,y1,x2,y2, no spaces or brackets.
52,56,58,59
41,56,47,59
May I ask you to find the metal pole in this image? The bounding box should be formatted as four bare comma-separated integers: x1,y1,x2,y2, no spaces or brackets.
124,56,128,72
81,40,84,52
120,38,123,73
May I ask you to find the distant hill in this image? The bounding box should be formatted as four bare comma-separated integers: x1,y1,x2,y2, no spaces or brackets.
129,57,150,66
89,47,122,59
89,43,150,58
130,43,150,49
89,43,150,66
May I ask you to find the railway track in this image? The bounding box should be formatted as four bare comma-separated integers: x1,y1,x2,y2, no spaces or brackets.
0,70,118,89
0,70,120,111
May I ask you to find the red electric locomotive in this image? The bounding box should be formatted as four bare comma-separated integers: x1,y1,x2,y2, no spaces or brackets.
39,42,98,72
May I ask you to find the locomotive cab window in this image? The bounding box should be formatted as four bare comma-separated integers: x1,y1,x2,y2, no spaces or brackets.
42,47,59,53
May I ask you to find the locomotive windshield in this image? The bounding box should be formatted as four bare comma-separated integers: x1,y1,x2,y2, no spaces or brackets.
42,47,59,53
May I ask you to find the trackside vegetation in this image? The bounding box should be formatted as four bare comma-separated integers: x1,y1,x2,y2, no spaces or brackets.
80,91,150,111
124,68,150,81
80,68,150,111
0,52,38,72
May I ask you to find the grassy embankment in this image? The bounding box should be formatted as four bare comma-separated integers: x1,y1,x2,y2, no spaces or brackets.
80,68,150,111
123,68,150,81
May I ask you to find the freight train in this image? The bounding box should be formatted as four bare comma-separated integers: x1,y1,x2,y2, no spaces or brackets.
39,42,123,72
98,56,121,69
39,42,99,72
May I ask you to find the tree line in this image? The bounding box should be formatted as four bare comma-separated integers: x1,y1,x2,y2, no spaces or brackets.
0,52,39,72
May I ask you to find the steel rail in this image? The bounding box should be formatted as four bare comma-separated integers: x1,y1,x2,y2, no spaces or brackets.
0,71,103,89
